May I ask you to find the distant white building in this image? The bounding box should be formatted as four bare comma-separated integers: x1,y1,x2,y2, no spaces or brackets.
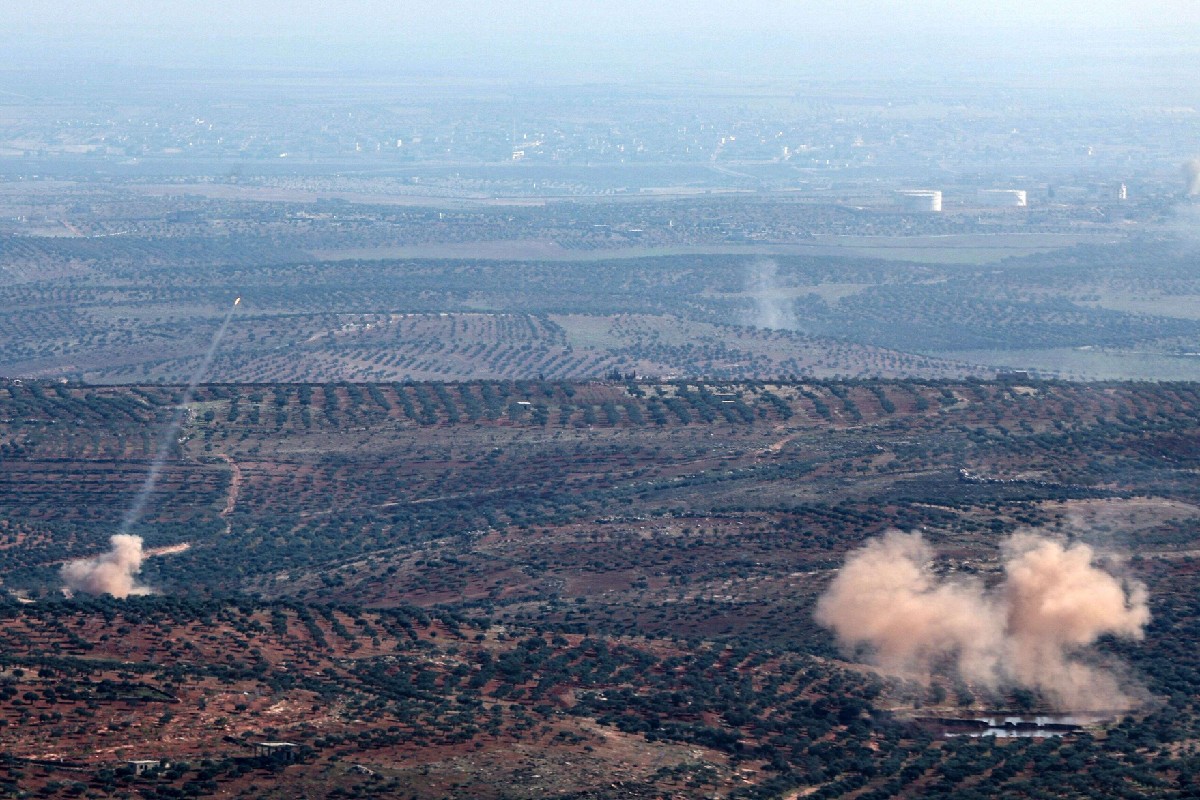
977,189,1028,207
895,190,942,212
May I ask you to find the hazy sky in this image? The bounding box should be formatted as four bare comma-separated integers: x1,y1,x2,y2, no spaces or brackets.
4,1,1198,84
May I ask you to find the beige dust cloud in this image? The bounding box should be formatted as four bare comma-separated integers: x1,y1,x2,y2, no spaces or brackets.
61,534,153,599
815,530,1149,710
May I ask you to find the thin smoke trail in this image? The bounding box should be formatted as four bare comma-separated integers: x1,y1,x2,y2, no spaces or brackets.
118,301,238,536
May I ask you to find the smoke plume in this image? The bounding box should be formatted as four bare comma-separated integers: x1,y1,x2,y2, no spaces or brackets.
1185,159,1200,197
61,534,152,598
746,258,797,330
815,530,1149,710
64,301,237,602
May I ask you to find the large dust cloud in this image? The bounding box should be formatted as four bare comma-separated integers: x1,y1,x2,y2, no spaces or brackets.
814,530,1149,710
60,534,153,599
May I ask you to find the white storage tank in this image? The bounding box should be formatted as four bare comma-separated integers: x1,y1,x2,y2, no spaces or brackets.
895,190,943,212
977,189,1028,207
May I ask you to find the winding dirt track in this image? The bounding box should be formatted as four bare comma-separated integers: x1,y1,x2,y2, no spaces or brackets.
214,453,243,534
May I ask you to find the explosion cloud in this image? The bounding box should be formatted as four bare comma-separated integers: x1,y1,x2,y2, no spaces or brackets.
815,531,1149,710
61,534,152,599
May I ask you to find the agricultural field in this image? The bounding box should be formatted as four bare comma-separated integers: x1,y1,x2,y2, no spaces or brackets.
0,377,1199,797
4,55,1200,800
4,230,1200,383
3,174,1200,385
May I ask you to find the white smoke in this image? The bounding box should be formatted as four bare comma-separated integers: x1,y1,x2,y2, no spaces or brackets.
746,258,797,330
1185,159,1200,197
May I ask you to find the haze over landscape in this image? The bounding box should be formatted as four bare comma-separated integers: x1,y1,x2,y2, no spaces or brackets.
1,2,1200,798
5,1,1200,84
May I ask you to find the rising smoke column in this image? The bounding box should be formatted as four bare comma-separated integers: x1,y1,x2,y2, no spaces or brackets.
1185,159,1200,197
60,534,150,598
815,530,1150,710
746,258,797,330
62,299,239,598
